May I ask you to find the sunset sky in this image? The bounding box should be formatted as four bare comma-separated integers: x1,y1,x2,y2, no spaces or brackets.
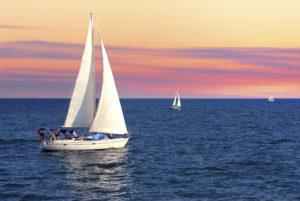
0,0,299,98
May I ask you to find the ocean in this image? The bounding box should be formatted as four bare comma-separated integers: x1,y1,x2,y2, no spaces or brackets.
0,98,299,200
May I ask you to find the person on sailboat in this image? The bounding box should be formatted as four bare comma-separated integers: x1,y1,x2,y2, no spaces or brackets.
39,133,44,143
54,130,59,140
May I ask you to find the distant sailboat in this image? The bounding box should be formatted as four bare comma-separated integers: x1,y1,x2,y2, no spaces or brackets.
170,92,181,110
268,93,275,102
38,13,129,151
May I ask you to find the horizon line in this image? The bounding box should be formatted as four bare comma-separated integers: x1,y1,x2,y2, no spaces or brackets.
1,97,299,99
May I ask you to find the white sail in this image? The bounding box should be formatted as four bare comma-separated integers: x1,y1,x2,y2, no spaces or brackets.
172,93,177,106
64,14,95,128
89,36,128,134
176,92,181,107
268,94,274,101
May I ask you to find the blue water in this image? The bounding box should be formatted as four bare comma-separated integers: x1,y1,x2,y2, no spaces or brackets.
0,99,299,200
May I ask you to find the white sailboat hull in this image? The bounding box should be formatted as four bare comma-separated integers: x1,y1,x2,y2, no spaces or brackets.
41,138,129,151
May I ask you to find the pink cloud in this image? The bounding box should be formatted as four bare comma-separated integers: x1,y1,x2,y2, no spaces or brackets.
0,41,299,98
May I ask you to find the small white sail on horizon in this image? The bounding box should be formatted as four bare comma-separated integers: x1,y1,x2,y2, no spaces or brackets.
268,93,275,102
170,92,181,110
172,93,177,107
176,92,181,107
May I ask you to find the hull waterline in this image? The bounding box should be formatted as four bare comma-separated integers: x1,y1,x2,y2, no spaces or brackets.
41,138,129,151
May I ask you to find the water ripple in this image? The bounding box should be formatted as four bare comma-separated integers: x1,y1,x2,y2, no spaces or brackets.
0,99,299,200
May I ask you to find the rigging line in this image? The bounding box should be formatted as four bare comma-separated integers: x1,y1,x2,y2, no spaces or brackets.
94,20,102,40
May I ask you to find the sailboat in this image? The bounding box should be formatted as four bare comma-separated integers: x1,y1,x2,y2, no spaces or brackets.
38,13,129,151
170,92,181,110
268,93,275,102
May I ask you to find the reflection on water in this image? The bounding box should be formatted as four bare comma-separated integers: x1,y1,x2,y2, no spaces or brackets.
47,148,130,200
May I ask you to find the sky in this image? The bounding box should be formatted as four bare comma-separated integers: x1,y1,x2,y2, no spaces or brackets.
0,0,299,98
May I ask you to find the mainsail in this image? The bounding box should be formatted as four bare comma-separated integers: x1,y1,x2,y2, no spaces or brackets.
89,34,128,134
64,14,95,128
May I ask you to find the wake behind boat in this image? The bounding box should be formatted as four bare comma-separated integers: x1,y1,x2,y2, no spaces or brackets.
170,92,181,110
38,13,129,151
